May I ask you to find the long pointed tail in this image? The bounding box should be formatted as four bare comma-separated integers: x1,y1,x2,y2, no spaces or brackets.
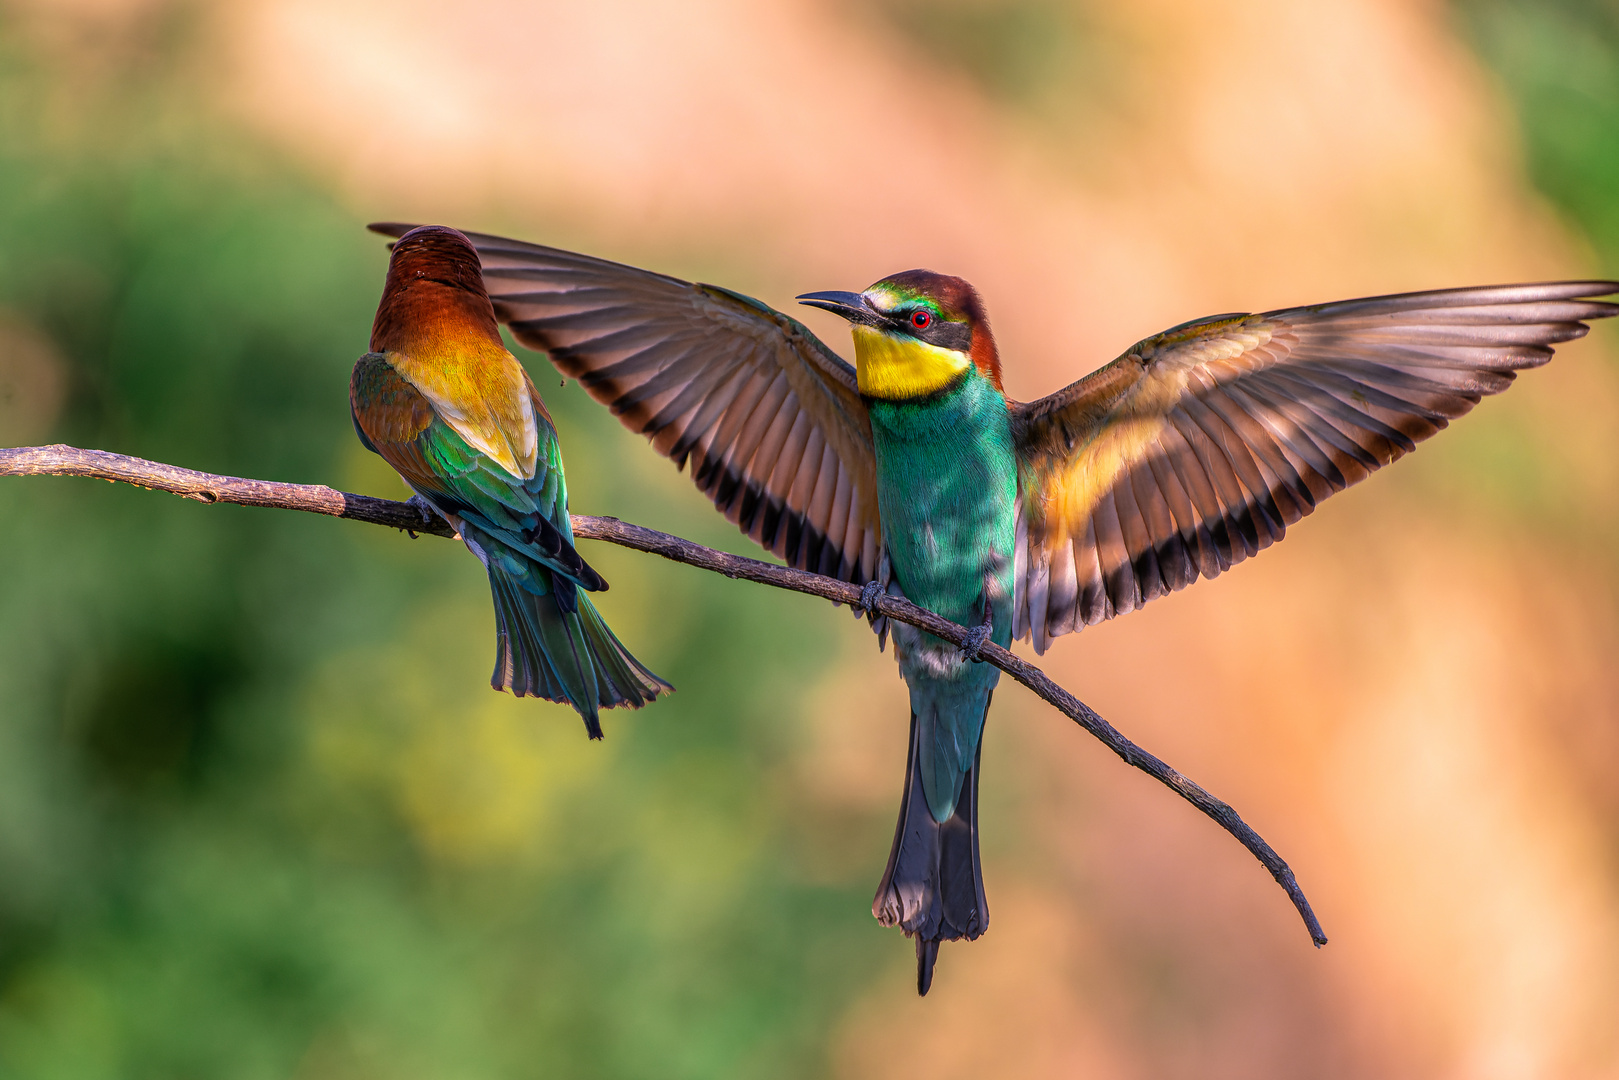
488,567,671,738
873,698,990,996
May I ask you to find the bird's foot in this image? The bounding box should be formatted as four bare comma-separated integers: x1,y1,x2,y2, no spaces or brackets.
958,623,992,663
859,579,885,614
406,494,436,527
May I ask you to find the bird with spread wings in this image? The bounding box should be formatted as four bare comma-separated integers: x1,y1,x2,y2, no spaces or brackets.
372,224,1617,651
370,222,1617,993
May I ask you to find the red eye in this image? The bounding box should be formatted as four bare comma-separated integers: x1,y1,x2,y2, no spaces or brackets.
910,310,932,330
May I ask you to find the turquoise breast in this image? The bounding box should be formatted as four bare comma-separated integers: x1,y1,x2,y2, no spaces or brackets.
868,367,1018,818
868,368,1017,633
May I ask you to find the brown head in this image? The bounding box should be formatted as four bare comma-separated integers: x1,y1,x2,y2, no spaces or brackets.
798,269,1002,400
370,225,502,354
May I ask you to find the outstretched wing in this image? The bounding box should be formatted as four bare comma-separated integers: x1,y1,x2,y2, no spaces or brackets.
370,224,883,585
1012,281,1619,653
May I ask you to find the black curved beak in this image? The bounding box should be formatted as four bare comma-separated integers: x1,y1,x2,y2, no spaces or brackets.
796,290,882,326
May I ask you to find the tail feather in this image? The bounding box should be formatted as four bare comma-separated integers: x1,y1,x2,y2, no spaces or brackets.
874,700,989,996
492,571,567,701
489,566,671,737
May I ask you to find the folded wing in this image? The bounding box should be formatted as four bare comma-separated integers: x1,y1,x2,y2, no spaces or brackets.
370,224,883,586
351,352,604,591
1011,281,1619,653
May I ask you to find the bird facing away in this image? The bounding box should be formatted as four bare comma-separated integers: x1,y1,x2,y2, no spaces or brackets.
351,226,670,738
370,221,1618,994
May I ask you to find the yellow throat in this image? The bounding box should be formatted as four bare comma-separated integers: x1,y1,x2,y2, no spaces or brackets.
852,325,972,400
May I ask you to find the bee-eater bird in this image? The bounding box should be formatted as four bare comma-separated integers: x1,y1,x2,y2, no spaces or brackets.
351,226,670,738
371,221,1617,995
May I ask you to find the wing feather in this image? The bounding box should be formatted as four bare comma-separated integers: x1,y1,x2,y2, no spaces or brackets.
1012,280,1619,650
1074,515,1106,629
371,224,882,584
350,352,605,591
1049,525,1082,634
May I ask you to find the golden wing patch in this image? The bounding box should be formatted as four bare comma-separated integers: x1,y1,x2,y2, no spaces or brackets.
1011,285,1619,653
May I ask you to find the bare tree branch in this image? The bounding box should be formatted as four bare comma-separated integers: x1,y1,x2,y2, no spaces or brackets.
1,442,1327,946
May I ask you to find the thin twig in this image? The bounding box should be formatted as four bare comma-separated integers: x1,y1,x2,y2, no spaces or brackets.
1,443,1326,946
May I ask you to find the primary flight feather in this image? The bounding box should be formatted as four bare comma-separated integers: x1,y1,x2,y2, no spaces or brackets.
371,221,1617,993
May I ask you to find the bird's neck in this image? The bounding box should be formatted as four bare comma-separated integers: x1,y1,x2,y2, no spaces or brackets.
852,326,973,401
371,280,504,359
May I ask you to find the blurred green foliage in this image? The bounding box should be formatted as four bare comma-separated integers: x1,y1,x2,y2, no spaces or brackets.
1456,0,1619,271
864,0,1125,148
0,18,885,1080
872,0,1077,104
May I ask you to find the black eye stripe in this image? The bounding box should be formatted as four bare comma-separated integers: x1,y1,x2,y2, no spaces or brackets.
887,309,972,351
931,321,972,351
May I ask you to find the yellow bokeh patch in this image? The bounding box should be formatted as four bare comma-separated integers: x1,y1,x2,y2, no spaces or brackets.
302,597,615,866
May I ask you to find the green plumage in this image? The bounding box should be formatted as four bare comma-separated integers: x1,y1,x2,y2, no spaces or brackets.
351,341,668,738
865,364,1015,992
869,368,1017,822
